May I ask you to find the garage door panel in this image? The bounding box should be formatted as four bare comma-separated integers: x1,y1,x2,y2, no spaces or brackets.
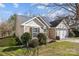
56,29,68,39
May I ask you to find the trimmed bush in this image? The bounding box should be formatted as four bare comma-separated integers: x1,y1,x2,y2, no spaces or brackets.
21,32,32,47
37,33,47,45
28,39,39,48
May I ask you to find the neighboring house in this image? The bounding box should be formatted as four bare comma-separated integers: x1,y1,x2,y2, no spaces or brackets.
50,19,69,39
15,15,69,40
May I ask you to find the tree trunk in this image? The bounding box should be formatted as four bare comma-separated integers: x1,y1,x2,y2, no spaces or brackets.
76,3,79,21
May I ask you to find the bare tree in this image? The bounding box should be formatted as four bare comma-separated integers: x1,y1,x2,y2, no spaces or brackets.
48,3,79,36
47,3,79,20
0,14,17,38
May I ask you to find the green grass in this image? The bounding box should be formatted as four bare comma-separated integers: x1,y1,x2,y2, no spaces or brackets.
0,47,38,56
38,41,79,56
0,37,16,47
65,37,79,40
0,41,79,56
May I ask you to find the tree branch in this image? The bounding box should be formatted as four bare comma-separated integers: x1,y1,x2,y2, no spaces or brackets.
54,4,76,14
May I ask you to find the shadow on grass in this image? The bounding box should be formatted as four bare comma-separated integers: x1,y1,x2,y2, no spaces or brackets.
2,46,22,52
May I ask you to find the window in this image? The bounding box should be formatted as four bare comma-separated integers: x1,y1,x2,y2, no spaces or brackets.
32,27,40,37
44,29,47,32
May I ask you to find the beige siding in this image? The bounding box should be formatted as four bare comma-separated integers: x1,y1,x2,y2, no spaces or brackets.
24,26,30,33
15,16,25,38
24,18,47,33
24,20,41,27
15,25,24,38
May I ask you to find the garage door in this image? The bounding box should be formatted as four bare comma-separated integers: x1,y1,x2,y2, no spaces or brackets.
56,29,68,39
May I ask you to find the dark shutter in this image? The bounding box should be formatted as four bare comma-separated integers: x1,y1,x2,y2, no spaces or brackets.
30,27,32,36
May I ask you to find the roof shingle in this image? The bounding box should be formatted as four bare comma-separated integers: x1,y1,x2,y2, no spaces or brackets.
50,19,63,27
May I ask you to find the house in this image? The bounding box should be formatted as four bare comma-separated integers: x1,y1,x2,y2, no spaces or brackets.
15,15,69,40
50,19,69,39
15,15,50,40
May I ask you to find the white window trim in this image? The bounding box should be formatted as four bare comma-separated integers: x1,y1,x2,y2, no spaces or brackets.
32,27,40,38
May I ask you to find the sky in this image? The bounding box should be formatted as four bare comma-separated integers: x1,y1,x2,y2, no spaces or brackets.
0,3,73,22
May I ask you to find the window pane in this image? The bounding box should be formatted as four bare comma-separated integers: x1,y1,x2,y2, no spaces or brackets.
32,27,39,37
32,28,39,32
32,33,38,37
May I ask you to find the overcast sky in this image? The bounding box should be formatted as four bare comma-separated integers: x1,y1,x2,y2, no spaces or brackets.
0,3,73,22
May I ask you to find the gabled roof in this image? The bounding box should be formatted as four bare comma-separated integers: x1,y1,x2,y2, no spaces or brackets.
17,15,52,26
40,16,52,26
36,16,51,27
16,15,33,25
21,16,50,28
50,18,70,30
50,19,63,27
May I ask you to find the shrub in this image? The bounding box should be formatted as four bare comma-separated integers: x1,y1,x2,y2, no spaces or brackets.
69,31,74,37
28,39,39,48
15,36,22,45
21,32,32,47
56,36,60,40
73,30,79,37
37,33,47,45
12,33,22,45
69,29,79,37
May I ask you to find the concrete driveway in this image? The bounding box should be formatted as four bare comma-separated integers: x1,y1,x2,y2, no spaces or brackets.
57,38,79,43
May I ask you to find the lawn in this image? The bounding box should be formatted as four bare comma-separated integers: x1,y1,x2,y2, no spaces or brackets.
0,41,79,56
0,36,16,47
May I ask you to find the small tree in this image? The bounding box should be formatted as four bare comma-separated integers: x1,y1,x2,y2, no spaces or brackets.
21,32,32,47
37,33,47,45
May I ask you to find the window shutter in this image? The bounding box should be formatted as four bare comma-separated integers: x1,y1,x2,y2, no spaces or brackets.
30,27,32,35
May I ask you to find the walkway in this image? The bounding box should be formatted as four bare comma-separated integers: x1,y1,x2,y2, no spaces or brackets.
57,37,79,43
